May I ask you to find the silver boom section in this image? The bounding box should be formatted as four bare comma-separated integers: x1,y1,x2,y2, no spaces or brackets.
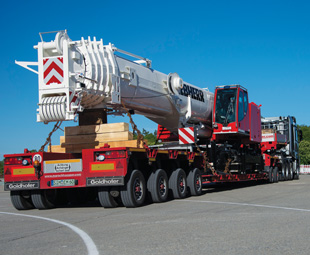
30,31,214,137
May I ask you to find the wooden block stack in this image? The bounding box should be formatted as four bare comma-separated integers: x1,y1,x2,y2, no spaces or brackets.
262,128,276,134
48,122,143,153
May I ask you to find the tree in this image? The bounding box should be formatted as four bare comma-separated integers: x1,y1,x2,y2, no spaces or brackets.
0,160,3,177
298,125,310,142
133,129,158,145
298,125,310,165
300,140,310,165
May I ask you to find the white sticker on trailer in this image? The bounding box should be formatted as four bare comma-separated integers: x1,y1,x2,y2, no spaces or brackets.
262,134,275,142
43,159,82,173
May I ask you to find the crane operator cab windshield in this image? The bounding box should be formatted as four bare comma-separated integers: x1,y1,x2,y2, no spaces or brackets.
215,88,237,125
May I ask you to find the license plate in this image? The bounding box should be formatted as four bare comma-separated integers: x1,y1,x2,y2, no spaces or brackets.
51,179,75,187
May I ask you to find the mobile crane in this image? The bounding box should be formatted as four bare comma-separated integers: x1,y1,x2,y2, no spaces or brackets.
4,31,300,210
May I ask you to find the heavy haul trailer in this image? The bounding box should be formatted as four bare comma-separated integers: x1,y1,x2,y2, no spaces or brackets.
4,147,205,209
4,31,298,210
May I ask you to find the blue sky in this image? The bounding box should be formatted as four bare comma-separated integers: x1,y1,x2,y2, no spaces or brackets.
1,0,309,158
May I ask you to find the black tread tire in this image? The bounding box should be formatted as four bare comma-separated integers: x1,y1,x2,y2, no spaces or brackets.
273,167,279,183
98,187,118,208
121,170,146,208
147,169,169,203
169,168,187,199
10,191,34,210
283,161,288,181
293,164,300,180
187,168,202,196
266,166,274,183
290,163,294,180
31,190,56,210
287,162,292,180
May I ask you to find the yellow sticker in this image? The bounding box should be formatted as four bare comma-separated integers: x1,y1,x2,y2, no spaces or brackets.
12,167,35,176
91,163,115,171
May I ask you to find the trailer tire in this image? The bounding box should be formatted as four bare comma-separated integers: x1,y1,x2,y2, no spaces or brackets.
273,167,279,183
289,162,294,180
187,168,202,196
283,161,288,181
10,191,34,210
169,168,187,199
287,162,292,180
293,162,300,180
31,189,57,209
98,187,119,208
121,170,146,208
147,169,169,203
265,166,274,183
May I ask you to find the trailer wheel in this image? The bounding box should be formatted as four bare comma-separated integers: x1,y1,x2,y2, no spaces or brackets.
267,166,274,183
169,168,187,199
265,166,274,183
273,167,279,183
98,187,119,208
10,191,34,210
147,169,169,203
287,162,292,180
31,189,57,209
187,168,202,196
283,161,288,181
293,162,300,180
289,162,294,180
121,170,146,208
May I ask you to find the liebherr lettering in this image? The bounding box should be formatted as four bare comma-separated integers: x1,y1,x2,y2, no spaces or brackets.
179,84,205,102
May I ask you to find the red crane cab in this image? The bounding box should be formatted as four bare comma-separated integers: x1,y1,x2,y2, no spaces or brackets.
212,85,261,144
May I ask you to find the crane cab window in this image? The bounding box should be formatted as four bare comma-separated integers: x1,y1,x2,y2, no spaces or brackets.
238,90,244,122
238,90,248,122
215,89,237,125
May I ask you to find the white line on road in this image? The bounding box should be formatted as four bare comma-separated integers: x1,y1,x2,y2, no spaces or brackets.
176,200,310,212
0,211,99,255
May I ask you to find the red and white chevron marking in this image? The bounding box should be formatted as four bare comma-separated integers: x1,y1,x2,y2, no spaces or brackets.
179,127,195,144
43,57,63,85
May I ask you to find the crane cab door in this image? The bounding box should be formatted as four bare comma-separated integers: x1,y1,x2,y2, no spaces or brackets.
237,89,250,134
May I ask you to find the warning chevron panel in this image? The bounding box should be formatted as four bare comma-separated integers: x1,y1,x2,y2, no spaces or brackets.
43,57,63,85
179,127,195,144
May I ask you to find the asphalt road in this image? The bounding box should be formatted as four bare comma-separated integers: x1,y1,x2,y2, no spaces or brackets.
0,176,310,255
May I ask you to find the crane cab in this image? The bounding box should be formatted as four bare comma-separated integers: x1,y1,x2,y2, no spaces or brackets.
212,85,261,144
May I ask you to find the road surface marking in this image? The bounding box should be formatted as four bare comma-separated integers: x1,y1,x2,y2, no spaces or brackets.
0,211,99,255
176,200,310,212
